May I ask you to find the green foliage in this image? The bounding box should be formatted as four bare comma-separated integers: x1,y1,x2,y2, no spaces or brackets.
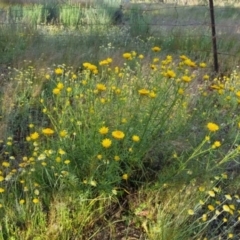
1,48,240,238
128,6,150,38
0,1,240,239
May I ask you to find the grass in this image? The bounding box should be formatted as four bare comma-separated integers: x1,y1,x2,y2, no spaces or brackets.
0,0,240,239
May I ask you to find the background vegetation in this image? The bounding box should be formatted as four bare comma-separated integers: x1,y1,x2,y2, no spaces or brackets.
0,0,240,239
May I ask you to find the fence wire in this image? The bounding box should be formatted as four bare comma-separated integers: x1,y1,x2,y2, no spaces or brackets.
0,3,240,70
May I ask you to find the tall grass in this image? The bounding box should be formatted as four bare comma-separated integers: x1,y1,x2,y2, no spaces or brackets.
1,46,240,238
0,1,240,239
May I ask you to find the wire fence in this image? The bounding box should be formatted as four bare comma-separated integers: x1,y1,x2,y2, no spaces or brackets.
0,1,240,71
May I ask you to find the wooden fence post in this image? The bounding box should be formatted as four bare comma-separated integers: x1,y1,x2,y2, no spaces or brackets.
209,0,219,73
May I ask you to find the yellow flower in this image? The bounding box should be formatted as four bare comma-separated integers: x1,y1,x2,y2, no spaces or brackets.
180,55,188,60
90,180,97,186
198,186,205,192
45,74,51,80
100,98,106,104
59,130,67,137
83,62,91,68
178,88,184,95
0,176,4,182
131,51,137,57
236,91,240,97
151,46,161,52
202,214,207,222
122,174,128,180
81,80,87,85
96,83,106,91
215,209,220,215
208,205,215,211
187,209,194,215
64,160,70,165
228,233,234,239
42,128,54,136
205,136,210,141
229,204,235,210
53,88,61,95
57,83,64,90
58,148,66,155
0,188,5,193
102,138,112,148
97,154,102,160
199,62,207,68
184,59,197,67
112,130,125,140
132,135,140,142
151,64,157,71
213,187,220,193
30,132,39,140
55,68,63,75
165,70,176,78
114,155,120,161
207,122,219,132
153,57,159,63
149,91,157,98
99,126,109,135
212,141,221,149
203,74,209,80
138,89,150,95
19,199,25,204
225,194,232,200
121,118,127,123
223,204,230,212
106,58,112,63
99,60,109,66
115,67,119,73
208,190,215,197
123,53,132,60
166,55,172,62
181,75,191,82
223,217,228,222
138,54,144,59
88,64,98,71
115,89,121,94
32,198,39,204
112,189,117,195
2,162,10,167
72,74,77,79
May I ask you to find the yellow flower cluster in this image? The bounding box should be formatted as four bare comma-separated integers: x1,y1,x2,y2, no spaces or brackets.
99,58,112,66
53,82,64,95
164,69,176,78
180,55,197,67
83,62,98,74
99,125,140,149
